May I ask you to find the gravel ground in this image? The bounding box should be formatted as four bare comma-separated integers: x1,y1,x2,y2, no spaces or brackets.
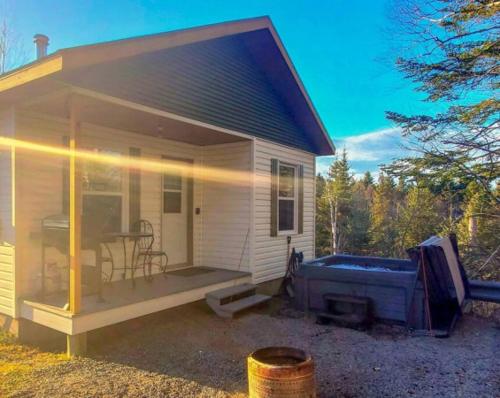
9,298,500,398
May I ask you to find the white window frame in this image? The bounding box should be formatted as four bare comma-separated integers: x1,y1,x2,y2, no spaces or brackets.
82,147,128,231
162,171,183,214
277,161,298,235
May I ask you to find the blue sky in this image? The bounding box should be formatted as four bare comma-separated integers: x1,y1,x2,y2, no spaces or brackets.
4,0,433,176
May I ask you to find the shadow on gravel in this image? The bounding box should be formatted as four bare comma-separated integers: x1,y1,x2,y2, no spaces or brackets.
86,300,253,395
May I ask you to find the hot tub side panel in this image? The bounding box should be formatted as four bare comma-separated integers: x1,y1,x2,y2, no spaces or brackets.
294,263,423,324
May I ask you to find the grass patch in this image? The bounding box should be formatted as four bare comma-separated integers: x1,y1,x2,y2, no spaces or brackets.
0,332,67,396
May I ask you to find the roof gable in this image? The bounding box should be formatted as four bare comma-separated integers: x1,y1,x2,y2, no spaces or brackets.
0,17,334,155
62,31,318,152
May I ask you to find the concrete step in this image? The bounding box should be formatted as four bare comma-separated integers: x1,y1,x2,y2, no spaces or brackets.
218,294,271,318
206,283,256,305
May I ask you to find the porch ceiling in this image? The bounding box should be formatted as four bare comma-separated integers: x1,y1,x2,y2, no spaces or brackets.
23,89,250,146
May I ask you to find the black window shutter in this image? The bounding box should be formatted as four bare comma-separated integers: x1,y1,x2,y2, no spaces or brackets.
270,158,279,237
129,147,141,231
298,164,304,234
62,136,69,215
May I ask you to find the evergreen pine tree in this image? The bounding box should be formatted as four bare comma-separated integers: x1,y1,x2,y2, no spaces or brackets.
395,185,440,255
387,0,499,201
315,174,331,256
362,171,374,188
369,174,397,256
323,149,352,254
458,182,500,279
348,180,372,254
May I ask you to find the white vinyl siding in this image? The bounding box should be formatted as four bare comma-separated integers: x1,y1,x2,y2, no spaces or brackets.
11,110,315,297
13,111,205,293
13,111,254,297
0,109,15,244
253,138,315,283
200,141,252,271
0,244,15,316
83,123,204,274
0,109,16,316
14,113,69,295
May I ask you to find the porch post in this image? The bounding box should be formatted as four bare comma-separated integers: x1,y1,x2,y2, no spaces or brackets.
67,333,87,357
68,95,82,315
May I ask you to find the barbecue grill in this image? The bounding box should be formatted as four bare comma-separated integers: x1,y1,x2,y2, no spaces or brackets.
41,214,104,300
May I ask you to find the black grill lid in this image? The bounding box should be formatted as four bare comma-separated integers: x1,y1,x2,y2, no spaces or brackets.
42,214,69,229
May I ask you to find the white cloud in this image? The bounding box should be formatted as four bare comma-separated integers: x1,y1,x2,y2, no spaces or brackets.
316,127,408,178
336,127,403,161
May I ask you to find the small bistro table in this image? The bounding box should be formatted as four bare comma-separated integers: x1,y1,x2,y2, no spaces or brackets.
104,231,154,286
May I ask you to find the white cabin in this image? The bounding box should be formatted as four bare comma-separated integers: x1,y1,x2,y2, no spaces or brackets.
0,16,335,354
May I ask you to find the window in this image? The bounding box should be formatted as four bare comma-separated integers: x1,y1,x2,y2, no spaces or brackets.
278,163,297,233
82,149,123,234
163,172,182,214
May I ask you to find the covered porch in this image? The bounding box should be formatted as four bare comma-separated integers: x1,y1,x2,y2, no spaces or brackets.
12,86,255,354
20,267,250,335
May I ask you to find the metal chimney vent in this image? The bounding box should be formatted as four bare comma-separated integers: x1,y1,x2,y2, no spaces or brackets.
33,34,49,59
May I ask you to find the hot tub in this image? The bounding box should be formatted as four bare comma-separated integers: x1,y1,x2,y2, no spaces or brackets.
294,254,424,325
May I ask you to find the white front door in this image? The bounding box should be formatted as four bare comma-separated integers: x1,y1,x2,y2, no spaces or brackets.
162,162,189,266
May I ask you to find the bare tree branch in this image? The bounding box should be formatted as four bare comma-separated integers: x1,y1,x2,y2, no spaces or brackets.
0,1,28,74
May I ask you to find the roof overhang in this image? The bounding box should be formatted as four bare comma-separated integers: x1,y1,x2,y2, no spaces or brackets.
22,86,253,146
0,16,335,155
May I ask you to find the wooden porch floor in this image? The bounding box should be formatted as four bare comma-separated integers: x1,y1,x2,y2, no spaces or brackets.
20,267,251,334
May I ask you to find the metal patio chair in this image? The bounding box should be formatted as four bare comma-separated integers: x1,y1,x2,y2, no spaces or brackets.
132,219,169,281
82,215,117,285
99,238,116,284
